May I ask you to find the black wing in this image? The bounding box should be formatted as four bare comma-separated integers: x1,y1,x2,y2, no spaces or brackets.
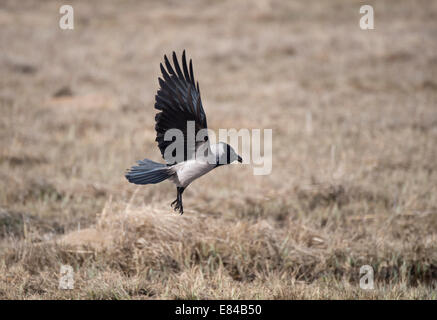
154,51,208,164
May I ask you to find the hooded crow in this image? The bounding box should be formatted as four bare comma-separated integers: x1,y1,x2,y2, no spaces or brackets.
125,51,242,214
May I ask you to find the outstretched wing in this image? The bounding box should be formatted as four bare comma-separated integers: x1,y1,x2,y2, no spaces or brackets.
154,51,208,164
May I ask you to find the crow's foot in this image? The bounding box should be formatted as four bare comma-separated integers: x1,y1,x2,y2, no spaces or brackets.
171,198,183,215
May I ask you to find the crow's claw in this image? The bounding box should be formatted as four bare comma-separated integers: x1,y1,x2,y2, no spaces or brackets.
171,199,178,208
171,198,183,215
171,187,185,215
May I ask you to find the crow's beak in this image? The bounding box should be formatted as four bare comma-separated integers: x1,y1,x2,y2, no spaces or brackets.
237,155,243,163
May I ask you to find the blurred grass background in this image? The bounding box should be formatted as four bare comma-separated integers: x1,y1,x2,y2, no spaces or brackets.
0,0,436,299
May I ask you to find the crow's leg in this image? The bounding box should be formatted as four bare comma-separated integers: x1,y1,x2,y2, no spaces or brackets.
171,187,185,214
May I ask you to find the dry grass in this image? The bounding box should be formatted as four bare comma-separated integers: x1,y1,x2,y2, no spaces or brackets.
1,0,437,299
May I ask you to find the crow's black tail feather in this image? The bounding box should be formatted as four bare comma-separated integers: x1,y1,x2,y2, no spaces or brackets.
125,159,172,185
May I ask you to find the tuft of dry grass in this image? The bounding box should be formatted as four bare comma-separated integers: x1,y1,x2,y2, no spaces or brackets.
1,0,436,299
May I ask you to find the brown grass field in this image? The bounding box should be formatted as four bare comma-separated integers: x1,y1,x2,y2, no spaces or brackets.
1,0,436,299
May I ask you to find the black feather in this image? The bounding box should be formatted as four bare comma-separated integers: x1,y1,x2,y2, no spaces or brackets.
154,51,208,164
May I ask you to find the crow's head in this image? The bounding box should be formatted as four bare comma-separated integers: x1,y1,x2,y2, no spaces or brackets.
214,142,242,166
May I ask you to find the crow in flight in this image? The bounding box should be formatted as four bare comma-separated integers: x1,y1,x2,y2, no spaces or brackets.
125,51,242,214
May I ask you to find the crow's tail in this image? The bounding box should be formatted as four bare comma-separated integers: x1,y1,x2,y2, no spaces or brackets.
125,158,172,185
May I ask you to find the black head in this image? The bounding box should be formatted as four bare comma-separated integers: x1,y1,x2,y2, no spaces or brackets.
215,143,243,166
